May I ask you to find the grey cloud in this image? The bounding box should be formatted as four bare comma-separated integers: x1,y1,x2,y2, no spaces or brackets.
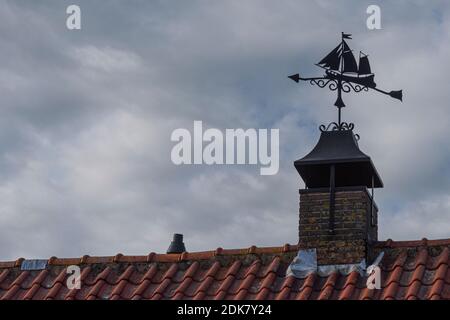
0,1,449,260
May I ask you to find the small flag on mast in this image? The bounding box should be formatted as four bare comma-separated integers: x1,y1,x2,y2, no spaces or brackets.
342,32,352,39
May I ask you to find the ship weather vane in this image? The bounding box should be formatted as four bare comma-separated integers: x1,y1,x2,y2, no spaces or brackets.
289,32,403,132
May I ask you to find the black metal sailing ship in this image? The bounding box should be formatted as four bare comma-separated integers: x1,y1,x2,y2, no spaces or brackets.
289,32,402,131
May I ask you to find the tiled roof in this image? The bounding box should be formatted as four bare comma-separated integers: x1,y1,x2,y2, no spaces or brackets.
0,238,449,300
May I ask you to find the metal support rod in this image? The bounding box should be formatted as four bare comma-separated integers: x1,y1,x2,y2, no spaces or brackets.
334,79,346,123
338,106,341,127
338,81,342,127
338,108,342,130
328,165,336,234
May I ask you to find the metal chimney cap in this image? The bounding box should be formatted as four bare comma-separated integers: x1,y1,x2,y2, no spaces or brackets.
166,233,186,254
294,130,383,188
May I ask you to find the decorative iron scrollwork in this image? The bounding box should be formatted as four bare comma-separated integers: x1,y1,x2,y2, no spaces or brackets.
319,121,355,132
319,121,360,140
341,81,369,93
309,79,369,94
309,79,338,91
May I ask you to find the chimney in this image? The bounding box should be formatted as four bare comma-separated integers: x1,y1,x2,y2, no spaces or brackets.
166,233,186,254
294,130,382,265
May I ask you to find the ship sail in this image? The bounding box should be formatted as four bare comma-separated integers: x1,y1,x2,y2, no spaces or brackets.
341,41,358,73
317,39,359,74
317,43,341,71
358,52,372,75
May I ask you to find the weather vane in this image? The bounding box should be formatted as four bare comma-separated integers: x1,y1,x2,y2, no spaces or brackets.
289,32,402,132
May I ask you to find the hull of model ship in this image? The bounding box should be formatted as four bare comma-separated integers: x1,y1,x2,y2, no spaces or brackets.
325,70,376,88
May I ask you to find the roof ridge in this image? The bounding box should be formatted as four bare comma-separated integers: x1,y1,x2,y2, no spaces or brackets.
375,238,450,248
0,244,299,269
1,238,449,269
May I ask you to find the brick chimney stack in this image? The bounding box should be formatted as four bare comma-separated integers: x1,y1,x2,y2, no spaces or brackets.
298,187,377,265
294,130,382,265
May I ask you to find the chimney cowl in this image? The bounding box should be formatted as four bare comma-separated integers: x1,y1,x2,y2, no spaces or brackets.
166,233,186,254
294,130,383,189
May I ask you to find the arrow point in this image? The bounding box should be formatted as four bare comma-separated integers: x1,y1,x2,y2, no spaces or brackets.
288,74,300,83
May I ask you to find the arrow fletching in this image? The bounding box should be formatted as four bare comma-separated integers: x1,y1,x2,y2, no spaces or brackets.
389,90,402,101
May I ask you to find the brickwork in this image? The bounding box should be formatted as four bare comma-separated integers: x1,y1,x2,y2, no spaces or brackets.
298,187,378,265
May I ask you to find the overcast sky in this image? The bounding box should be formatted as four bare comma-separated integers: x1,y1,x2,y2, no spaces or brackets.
0,0,449,260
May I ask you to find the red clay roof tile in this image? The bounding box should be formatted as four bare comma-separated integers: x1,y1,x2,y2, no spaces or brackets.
274,275,295,300
338,271,359,300
0,240,448,300
318,272,338,300
295,274,316,300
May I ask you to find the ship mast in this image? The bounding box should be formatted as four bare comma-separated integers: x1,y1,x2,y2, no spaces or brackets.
335,32,348,126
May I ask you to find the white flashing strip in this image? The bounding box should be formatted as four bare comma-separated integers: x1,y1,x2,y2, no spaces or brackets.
287,249,385,278
20,259,48,271
286,249,318,278
317,261,366,277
